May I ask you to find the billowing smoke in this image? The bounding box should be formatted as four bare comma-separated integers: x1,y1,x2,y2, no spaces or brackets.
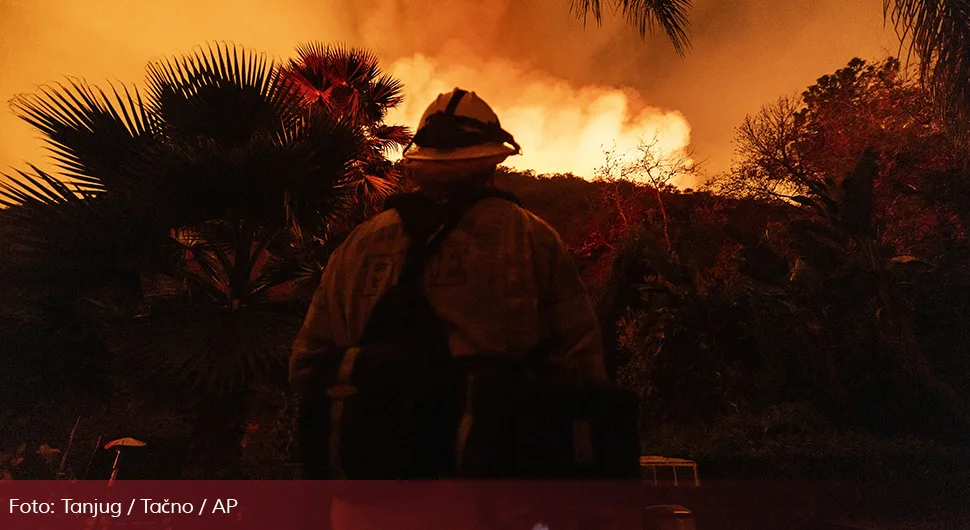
347,0,693,180
386,54,692,179
0,0,898,187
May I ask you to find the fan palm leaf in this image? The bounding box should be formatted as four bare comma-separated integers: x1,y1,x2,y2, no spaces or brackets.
369,74,406,122
281,42,409,204
117,132,292,227
286,43,404,125
1,167,149,272
369,124,412,155
277,107,368,239
249,252,322,302
146,42,302,148
165,220,294,305
0,167,167,314
9,79,157,196
352,154,402,198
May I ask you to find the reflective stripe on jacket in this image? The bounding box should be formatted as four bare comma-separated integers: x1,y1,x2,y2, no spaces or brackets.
289,195,607,394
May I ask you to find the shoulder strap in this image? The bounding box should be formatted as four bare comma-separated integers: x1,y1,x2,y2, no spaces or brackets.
385,188,521,288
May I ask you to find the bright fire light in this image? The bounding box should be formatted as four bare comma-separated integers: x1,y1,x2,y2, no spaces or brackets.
385,54,693,183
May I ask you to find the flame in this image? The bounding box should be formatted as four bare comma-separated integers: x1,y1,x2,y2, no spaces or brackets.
385,54,692,181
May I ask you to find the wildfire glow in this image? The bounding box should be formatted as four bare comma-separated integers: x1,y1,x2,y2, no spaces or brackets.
385,54,693,181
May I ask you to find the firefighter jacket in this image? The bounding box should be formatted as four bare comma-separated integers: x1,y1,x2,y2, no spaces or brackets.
289,194,607,394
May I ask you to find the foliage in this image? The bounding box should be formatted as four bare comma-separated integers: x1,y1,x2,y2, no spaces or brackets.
0,41,407,477
605,203,801,425
500,60,970,443
280,42,411,201
2,44,361,398
729,150,970,437
885,0,970,147
596,136,697,252
716,57,970,278
714,58,945,198
712,58,970,437
713,95,806,201
570,0,692,55
492,168,609,274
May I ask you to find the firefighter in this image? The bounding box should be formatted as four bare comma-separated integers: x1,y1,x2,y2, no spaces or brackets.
290,88,608,528
290,87,605,396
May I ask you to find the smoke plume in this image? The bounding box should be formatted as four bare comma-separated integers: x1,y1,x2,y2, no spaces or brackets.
339,0,694,180
0,0,900,188
385,54,692,179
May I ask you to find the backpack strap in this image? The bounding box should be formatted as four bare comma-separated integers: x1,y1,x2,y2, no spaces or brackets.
318,188,522,479
383,188,522,477
385,188,521,289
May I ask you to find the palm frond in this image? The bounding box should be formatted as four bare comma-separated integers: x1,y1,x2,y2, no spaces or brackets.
277,108,368,239
350,155,403,199
248,253,320,303
2,40,390,403
167,221,290,305
284,42,401,124
115,305,301,396
0,166,160,297
9,78,157,195
369,74,406,117
363,170,402,198
285,42,335,108
113,220,305,397
0,165,79,207
369,124,413,154
115,131,299,228
570,0,692,56
146,42,301,147
884,0,970,145
174,230,231,304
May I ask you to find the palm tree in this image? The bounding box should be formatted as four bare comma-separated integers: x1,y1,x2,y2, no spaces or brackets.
1,42,371,477
883,1,970,147
281,43,411,201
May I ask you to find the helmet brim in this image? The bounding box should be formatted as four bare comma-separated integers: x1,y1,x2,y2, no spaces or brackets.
402,142,517,162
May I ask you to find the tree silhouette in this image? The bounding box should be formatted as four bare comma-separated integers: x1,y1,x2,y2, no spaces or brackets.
281,42,411,201
0,42,373,477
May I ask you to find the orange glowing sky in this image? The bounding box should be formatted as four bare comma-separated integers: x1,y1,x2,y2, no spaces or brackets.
0,0,899,187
